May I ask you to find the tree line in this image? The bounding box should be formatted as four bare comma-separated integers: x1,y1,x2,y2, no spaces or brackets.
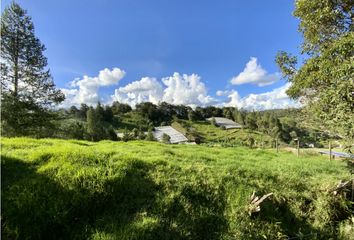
59,101,321,147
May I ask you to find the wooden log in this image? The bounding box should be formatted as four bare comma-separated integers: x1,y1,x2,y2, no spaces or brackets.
248,191,273,215
329,179,353,196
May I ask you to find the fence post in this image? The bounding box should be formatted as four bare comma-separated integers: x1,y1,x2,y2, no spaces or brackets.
329,142,332,160
297,139,300,157
276,138,279,153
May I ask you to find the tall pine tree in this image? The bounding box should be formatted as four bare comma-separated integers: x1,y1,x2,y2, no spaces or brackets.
1,2,64,136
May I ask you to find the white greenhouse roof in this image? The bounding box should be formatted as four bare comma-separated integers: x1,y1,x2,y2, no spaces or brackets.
207,117,242,129
153,126,188,144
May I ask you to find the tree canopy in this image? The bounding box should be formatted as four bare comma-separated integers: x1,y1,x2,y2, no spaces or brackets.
276,0,354,141
1,2,64,136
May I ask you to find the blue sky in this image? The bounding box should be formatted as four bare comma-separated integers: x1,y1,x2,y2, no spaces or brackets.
2,0,302,109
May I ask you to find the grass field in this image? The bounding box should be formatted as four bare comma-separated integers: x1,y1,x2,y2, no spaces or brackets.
1,137,353,239
177,120,274,147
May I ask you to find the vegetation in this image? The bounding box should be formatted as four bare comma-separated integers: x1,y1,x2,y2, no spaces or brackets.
2,137,353,239
0,2,64,137
1,2,353,239
161,133,171,144
276,0,354,143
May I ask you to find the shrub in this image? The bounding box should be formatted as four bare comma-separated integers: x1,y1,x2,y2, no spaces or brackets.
211,117,217,126
145,130,155,141
122,129,132,142
162,133,171,144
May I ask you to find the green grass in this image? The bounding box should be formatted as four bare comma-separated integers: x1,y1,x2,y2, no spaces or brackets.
183,120,274,147
117,112,149,131
1,137,352,239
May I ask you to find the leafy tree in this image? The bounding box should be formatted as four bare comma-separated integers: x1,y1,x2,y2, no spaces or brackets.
95,102,104,122
66,121,86,140
223,107,234,120
145,130,155,141
111,101,132,115
195,107,205,119
105,127,118,141
188,110,199,121
79,104,89,120
132,128,139,139
257,114,270,133
86,107,98,141
158,102,176,122
69,106,79,116
173,105,190,119
1,2,65,136
245,135,255,148
203,106,223,118
122,128,132,142
137,131,146,140
103,105,113,122
234,111,245,126
136,102,160,124
245,112,257,130
186,128,201,144
211,117,217,126
162,133,171,144
276,0,354,141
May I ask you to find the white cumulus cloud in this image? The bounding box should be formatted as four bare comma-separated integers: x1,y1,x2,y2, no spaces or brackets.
61,67,125,107
216,90,232,96
111,72,216,108
223,83,301,110
112,77,164,106
162,72,216,107
231,57,280,86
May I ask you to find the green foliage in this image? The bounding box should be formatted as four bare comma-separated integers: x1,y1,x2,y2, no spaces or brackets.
187,110,198,121
86,107,102,141
63,121,87,140
186,120,274,148
0,2,64,136
276,0,354,141
245,112,258,130
145,130,155,141
122,128,132,142
211,117,217,126
186,128,202,144
234,110,245,126
111,101,132,115
162,133,171,144
245,135,255,148
223,107,234,120
1,138,352,239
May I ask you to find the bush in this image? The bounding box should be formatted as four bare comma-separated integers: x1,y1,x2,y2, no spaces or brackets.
162,133,171,144
145,130,155,141
211,117,217,126
122,129,132,142
105,127,118,141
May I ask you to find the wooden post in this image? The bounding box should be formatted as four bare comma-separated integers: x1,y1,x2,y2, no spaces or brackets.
329,142,332,160
276,138,279,153
297,139,300,157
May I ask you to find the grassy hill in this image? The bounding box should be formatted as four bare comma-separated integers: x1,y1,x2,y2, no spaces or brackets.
2,137,352,239
172,120,274,147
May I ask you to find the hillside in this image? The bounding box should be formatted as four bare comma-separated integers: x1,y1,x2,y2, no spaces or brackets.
2,138,352,239
172,120,275,147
